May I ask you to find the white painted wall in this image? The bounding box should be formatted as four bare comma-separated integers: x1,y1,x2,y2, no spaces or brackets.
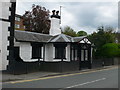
0,21,2,70
14,41,42,62
0,1,11,20
19,42,39,62
45,43,55,61
49,17,61,36
45,43,70,62
0,2,11,70
65,44,70,61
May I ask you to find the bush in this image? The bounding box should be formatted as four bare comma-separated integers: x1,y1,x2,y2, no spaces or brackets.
100,43,120,58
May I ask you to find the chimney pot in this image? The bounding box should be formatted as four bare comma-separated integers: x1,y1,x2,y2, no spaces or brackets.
52,10,56,15
56,11,59,15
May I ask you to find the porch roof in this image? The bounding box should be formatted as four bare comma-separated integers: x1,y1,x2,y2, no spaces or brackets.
48,34,73,42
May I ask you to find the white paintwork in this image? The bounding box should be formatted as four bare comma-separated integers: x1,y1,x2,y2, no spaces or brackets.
0,7,1,90
49,17,61,36
0,2,11,19
19,42,39,62
65,78,106,88
41,47,43,59
14,41,41,62
45,43,54,61
0,21,10,70
65,44,70,61
45,43,70,62
79,38,91,44
0,1,11,71
0,21,2,70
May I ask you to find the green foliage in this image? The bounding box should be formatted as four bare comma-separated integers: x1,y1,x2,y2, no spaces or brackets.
77,31,87,36
88,26,115,49
88,26,116,58
62,26,77,37
62,26,88,37
101,43,120,58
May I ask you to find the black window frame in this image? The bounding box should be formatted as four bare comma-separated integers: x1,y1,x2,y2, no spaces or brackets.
31,43,43,59
54,43,67,59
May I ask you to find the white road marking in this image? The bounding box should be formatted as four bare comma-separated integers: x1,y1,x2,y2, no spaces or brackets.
65,78,106,89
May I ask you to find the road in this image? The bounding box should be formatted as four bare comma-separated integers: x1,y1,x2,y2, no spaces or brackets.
2,66,118,89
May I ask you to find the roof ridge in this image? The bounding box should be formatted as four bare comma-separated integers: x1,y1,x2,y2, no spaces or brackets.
61,34,70,42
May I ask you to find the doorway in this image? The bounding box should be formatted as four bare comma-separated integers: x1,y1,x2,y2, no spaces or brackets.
79,44,91,70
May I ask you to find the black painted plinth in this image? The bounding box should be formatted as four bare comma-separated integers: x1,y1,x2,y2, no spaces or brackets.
7,60,39,75
40,61,79,72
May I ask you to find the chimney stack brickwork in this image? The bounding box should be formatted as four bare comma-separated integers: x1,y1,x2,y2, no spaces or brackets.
49,10,61,36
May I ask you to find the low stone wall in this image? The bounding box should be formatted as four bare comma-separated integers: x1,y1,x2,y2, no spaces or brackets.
40,61,79,72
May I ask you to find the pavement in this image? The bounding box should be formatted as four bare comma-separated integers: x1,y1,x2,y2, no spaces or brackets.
0,65,118,83
2,65,118,89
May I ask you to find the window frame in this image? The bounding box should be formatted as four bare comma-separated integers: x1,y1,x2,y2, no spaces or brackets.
71,44,78,61
15,17,20,21
31,43,43,59
15,24,20,28
54,43,67,59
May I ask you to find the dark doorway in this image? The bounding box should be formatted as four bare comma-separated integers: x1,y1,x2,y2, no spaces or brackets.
78,44,91,70
14,47,21,61
14,47,23,62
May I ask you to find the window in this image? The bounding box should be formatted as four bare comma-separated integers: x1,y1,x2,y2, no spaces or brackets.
55,47,66,59
85,50,88,61
81,50,84,61
32,46,42,59
31,43,43,59
71,44,78,61
15,24,20,28
54,44,67,59
81,50,88,61
15,17,20,21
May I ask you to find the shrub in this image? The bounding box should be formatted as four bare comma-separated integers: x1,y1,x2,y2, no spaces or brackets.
101,43,120,58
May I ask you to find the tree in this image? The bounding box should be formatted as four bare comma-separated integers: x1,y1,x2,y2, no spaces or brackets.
62,26,77,37
22,4,51,34
89,26,115,49
116,32,120,43
77,31,87,36
88,26,115,58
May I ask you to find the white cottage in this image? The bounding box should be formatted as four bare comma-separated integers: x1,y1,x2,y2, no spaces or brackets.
6,10,92,74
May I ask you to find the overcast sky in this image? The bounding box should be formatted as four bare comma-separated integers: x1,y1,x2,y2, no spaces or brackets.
16,1,118,34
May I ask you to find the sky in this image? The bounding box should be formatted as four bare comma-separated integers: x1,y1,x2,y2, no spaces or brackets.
16,0,118,34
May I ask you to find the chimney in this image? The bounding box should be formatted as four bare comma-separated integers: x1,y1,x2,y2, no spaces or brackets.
49,10,61,36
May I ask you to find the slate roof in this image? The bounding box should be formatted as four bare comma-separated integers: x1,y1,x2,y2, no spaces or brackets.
15,30,52,42
14,30,89,43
